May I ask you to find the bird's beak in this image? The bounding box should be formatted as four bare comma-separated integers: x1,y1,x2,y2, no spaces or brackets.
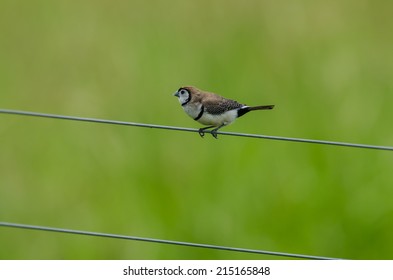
173,91,180,97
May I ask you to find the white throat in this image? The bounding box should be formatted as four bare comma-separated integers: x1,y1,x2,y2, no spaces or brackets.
178,93,190,106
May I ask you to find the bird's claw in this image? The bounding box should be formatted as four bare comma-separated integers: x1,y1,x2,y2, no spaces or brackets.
198,126,219,139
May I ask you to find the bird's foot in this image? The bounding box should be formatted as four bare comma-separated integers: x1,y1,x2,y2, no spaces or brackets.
198,126,215,138
211,129,219,139
210,124,225,139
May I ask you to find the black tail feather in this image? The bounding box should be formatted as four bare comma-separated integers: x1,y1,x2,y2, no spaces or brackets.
237,105,274,117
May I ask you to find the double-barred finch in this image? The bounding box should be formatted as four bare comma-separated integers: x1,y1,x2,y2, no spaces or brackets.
174,86,275,138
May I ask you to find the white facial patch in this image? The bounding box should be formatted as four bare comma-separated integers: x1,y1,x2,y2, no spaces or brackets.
176,89,190,105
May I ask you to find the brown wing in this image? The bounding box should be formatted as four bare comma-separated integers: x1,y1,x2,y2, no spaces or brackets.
203,97,244,115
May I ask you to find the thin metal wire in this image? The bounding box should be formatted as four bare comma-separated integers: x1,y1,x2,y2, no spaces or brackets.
0,222,341,260
0,110,351,260
1,109,392,151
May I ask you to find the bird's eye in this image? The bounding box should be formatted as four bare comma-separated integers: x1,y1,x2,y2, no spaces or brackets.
179,89,188,95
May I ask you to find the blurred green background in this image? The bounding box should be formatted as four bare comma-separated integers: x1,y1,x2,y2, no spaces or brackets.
1,0,392,259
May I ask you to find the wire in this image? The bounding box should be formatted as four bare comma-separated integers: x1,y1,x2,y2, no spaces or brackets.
0,222,341,260
0,110,353,259
1,109,392,151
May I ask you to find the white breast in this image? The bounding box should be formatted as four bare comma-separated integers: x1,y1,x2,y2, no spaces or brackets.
183,103,203,120
197,109,238,126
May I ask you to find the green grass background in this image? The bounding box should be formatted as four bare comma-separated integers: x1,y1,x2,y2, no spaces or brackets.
1,0,392,259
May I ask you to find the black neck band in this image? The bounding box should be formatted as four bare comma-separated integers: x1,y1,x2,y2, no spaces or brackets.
194,105,204,121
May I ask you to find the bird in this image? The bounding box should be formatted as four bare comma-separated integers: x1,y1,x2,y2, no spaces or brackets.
174,86,274,138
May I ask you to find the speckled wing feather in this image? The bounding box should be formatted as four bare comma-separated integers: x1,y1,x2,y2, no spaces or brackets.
203,97,244,115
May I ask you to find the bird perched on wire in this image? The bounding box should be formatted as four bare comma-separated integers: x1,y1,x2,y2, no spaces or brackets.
174,86,274,138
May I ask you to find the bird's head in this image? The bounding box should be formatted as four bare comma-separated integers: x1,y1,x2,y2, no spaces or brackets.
174,86,199,106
